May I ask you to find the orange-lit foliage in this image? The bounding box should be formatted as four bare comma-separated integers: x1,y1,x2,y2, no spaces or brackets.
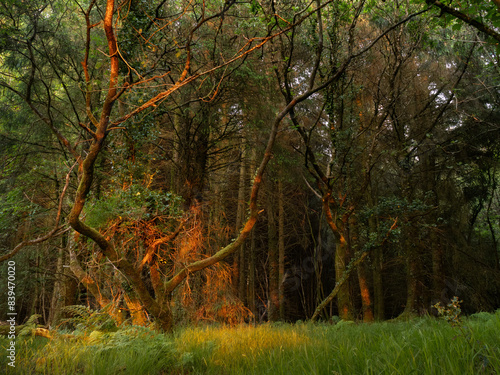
83,191,251,326
171,203,252,325
80,186,183,326
174,204,203,267
195,263,253,325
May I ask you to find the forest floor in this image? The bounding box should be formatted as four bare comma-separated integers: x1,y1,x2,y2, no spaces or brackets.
1,311,499,374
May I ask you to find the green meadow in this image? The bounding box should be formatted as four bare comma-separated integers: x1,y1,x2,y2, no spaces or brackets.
2,311,499,375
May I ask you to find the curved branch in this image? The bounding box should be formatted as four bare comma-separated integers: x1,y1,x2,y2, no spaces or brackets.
426,0,500,43
0,83,81,163
311,218,398,321
0,227,70,263
139,219,185,270
80,0,100,127
311,251,369,321
0,163,75,263
164,85,313,293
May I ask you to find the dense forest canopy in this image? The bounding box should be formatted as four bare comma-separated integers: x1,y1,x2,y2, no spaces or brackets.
0,0,499,331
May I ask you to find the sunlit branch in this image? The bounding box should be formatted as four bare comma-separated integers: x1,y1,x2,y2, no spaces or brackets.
80,0,100,128
112,0,348,127
139,219,185,270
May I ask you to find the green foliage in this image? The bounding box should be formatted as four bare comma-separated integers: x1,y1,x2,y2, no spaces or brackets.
18,314,42,337
434,296,463,327
420,0,500,44
362,196,432,219
2,317,500,374
249,0,262,15
85,185,183,229
0,187,33,242
59,305,117,333
1,325,175,374
433,298,498,373
359,196,432,250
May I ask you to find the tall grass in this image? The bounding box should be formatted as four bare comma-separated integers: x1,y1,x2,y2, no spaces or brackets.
1,311,499,374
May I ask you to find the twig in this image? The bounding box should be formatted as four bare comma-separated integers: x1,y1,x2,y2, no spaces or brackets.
0,163,76,263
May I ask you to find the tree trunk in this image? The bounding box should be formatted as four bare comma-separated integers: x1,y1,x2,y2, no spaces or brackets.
278,180,285,320
30,254,40,318
171,111,181,193
63,275,78,311
247,148,257,321
357,260,374,322
350,214,373,322
234,136,247,302
248,228,256,322
267,190,279,321
123,294,148,326
334,236,354,320
238,243,247,305
431,236,445,302
322,192,354,320
402,235,424,318
48,246,65,326
372,244,385,320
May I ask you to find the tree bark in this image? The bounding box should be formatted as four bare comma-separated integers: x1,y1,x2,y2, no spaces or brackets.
248,228,256,322
432,239,445,301
278,180,286,320
357,260,374,322
267,189,279,321
236,136,247,303
350,214,373,322
247,148,258,321
123,294,148,326
322,193,355,320
68,245,124,326
401,233,425,318
372,243,385,320
311,251,369,321
48,246,65,326
335,239,354,320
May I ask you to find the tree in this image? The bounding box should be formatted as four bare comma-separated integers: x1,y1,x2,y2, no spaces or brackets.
424,0,500,42
2,0,500,329
0,0,358,331
273,1,432,321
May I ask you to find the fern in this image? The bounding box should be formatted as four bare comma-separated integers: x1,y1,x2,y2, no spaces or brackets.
60,305,117,333
61,305,93,319
18,314,41,337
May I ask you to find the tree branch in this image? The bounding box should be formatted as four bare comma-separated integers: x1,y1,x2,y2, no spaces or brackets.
426,0,500,43
311,218,398,321
0,163,75,263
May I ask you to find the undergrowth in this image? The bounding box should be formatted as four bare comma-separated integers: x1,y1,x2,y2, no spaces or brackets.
1,311,499,374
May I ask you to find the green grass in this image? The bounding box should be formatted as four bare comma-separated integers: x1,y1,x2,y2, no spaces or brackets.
1,311,499,374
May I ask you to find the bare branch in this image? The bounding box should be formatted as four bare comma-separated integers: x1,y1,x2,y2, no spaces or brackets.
0,163,76,263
